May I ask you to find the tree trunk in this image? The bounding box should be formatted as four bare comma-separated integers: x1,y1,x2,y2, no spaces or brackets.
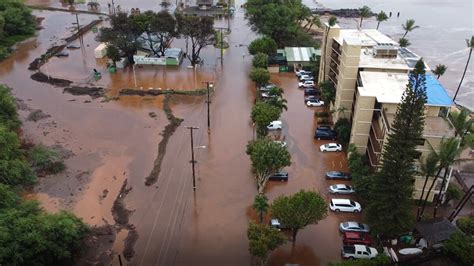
292,229,298,246
376,21,381,29
359,17,363,28
416,173,431,219
453,48,472,101
402,31,408,38
259,211,263,223
419,167,443,220
437,74,441,79
433,167,450,217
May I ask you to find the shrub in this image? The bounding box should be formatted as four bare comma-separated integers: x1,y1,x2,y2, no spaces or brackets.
334,118,351,147
248,37,277,56
456,216,473,235
443,231,474,265
314,111,329,118
317,118,330,124
29,145,65,175
444,184,462,205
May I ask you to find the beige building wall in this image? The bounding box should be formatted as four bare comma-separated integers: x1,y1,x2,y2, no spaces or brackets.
350,90,375,154
318,23,340,82
332,40,361,121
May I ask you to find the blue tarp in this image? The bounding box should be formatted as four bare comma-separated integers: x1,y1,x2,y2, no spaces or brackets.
425,74,453,106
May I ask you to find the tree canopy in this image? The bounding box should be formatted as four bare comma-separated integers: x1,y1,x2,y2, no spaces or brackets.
177,15,215,66
249,67,270,88
248,37,277,56
0,85,21,130
246,138,291,194
251,101,281,137
252,52,269,68
271,190,327,244
366,59,427,235
247,222,286,266
0,0,35,59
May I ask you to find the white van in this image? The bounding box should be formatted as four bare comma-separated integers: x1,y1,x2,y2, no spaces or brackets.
330,199,361,213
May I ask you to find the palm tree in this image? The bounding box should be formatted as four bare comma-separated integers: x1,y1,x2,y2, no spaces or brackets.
448,108,473,147
322,16,338,81
399,38,410,48
432,64,447,79
402,19,419,38
453,36,474,101
419,138,462,219
376,11,388,30
416,152,439,219
359,6,372,28
253,194,269,223
304,15,322,33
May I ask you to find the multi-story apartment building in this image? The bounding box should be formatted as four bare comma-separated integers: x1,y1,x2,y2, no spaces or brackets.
319,23,457,201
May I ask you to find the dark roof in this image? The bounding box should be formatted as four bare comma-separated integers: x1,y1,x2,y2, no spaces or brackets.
415,218,457,245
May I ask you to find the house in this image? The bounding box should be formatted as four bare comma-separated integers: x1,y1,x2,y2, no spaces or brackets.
268,47,320,73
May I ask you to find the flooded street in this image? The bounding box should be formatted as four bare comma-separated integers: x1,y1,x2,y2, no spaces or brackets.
2,1,371,266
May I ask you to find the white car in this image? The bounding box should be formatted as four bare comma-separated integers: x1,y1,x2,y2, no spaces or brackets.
299,74,314,81
267,121,282,130
320,143,342,152
339,221,370,233
274,140,287,148
329,184,355,195
330,199,362,213
306,99,325,107
298,80,315,88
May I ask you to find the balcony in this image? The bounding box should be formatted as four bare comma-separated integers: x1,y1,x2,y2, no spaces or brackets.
383,111,455,138
330,61,339,75
332,42,342,54
366,142,380,168
369,127,382,153
331,52,340,64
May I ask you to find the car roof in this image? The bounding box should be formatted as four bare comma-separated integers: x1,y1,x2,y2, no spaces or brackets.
345,221,363,227
335,184,350,189
331,198,351,204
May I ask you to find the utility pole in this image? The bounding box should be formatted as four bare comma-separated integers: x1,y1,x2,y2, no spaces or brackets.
186,126,199,190
215,27,227,66
202,82,213,133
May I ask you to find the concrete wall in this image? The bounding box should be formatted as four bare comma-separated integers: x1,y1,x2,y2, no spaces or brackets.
319,24,340,82
350,89,375,153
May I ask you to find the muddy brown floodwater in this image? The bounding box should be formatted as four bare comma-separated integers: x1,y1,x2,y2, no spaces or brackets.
0,2,368,266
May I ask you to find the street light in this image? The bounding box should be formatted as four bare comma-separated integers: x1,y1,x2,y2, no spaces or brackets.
203,82,214,133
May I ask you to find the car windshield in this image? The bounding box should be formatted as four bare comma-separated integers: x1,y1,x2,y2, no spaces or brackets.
358,223,364,228
342,222,349,227
366,246,371,254
350,200,356,206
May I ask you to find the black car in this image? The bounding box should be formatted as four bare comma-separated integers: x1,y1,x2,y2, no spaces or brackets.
325,171,352,180
304,88,319,96
269,171,288,181
314,129,337,140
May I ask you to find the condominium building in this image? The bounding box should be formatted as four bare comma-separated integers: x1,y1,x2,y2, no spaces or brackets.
319,23,457,201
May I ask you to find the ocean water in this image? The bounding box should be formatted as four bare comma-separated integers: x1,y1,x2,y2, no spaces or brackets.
306,0,474,110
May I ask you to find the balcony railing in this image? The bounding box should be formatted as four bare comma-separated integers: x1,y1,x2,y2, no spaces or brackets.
332,42,342,54
331,52,340,64
369,127,382,153
330,62,339,75
366,143,380,168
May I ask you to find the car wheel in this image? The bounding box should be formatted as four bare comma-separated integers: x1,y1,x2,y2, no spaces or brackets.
353,210,359,213
323,150,327,152
335,209,340,212
337,149,341,152
349,257,355,260
317,137,321,140
334,192,339,195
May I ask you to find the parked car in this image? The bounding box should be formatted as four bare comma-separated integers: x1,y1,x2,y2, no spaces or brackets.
299,80,315,88
329,184,355,194
304,95,320,102
314,129,337,140
341,244,378,260
325,171,352,180
343,232,373,246
269,171,288,181
269,218,288,230
273,140,287,148
320,143,342,152
299,74,314,81
55,51,69,57
306,99,325,107
304,88,319,96
329,199,361,213
317,125,332,131
260,84,277,92
267,121,282,130
296,70,312,77
339,221,370,233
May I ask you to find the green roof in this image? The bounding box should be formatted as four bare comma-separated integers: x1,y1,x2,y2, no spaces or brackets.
284,47,320,62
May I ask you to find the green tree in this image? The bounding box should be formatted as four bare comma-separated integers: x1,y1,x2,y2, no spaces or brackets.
0,127,35,186
444,184,462,205
265,87,288,112
416,152,439,217
358,6,372,28
249,67,270,89
0,85,21,131
432,64,447,79
399,37,410,48
248,37,277,56
247,222,286,266
402,19,419,38
177,15,215,66
376,11,388,30
253,194,269,223
366,59,428,235
246,138,291,194
302,14,321,33
456,216,473,235
347,144,371,201
449,108,473,144
0,201,89,265
0,184,19,209
251,102,281,138
97,13,142,63
334,118,351,148
453,36,473,101
321,16,338,80
150,11,178,56
319,80,335,106
0,0,35,37
271,190,327,245
443,231,474,265
252,52,269,68
106,45,121,67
